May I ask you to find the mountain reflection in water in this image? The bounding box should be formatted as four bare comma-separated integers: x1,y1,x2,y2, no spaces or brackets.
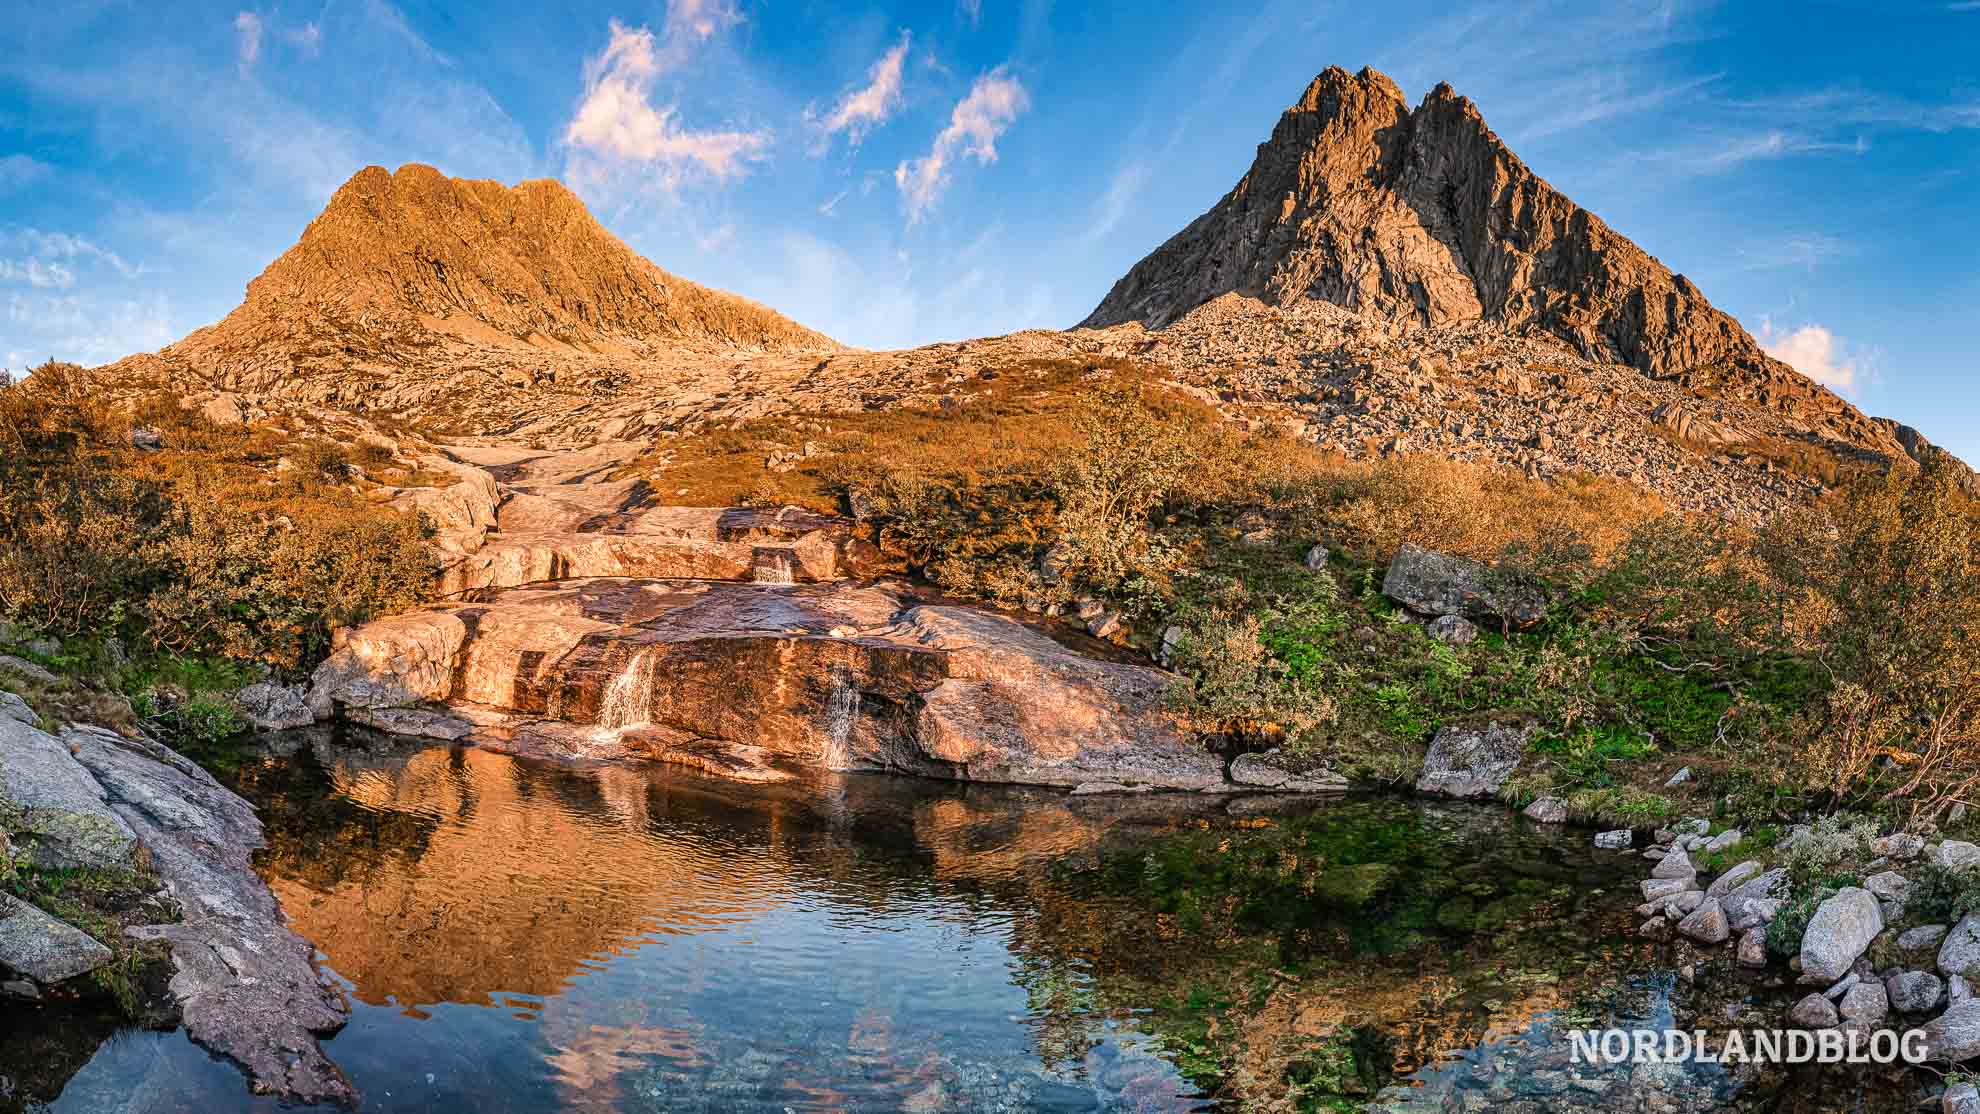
6,730,1932,1113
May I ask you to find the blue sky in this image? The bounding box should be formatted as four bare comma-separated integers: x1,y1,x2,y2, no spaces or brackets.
1,1,1975,457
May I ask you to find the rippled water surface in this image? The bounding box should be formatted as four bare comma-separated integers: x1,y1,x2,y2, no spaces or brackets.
2,731,1940,1113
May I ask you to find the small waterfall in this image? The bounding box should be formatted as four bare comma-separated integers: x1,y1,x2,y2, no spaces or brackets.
750,547,797,586
819,670,858,770
595,651,655,734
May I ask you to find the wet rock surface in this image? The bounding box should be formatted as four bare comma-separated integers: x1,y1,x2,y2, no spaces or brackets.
60,725,353,1106
313,577,1229,791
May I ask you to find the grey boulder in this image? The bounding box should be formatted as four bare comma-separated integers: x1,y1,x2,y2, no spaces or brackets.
1415,720,1531,799
1798,888,1883,983
1382,544,1547,628
1677,897,1729,944
1923,1000,1980,1062
1941,914,1980,979
0,892,112,984
1523,796,1568,823
0,717,138,871
1887,970,1946,1013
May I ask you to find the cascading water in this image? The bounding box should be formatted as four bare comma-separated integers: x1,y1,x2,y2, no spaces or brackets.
750,547,797,586
594,651,655,736
819,670,858,770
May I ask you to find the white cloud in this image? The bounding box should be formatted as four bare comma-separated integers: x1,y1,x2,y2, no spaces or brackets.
894,66,1029,223
959,0,982,26
4,289,175,368
812,33,911,146
564,15,769,188
818,189,848,216
1734,234,1849,272
234,11,263,68
2,229,142,280
1758,318,1869,394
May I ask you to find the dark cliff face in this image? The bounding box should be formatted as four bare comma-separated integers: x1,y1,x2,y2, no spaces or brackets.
1082,67,1810,392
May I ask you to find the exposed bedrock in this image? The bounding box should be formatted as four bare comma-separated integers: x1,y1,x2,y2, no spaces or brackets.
311,578,1232,791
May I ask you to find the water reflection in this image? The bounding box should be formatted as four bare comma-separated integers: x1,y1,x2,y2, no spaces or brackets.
11,731,1918,1113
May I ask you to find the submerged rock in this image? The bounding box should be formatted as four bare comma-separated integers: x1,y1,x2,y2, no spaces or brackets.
1414,720,1530,799
1788,992,1838,1029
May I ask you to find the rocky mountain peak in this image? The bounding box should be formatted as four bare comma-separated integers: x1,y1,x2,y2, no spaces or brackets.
114,164,834,401
1081,68,1805,394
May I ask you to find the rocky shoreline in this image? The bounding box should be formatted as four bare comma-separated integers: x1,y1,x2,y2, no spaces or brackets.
1,703,353,1105
1555,815,1980,1112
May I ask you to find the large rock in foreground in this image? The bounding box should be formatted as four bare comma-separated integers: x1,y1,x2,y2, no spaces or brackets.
61,726,353,1106
312,578,1229,790
1800,887,1884,983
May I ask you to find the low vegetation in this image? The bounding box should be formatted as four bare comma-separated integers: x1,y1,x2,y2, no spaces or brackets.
643,364,1977,829
0,361,434,675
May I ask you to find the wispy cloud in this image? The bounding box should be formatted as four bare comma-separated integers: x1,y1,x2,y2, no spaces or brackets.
810,32,911,147
233,11,262,70
1080,159,1149,247
1733,234,1849,272
3,229,142,280
895,66,1029,223
1758,317,1872,395
1648,129,1870,175
564,13,770,191
959,0,983,27
0,155,51,190
1517,71,1722,142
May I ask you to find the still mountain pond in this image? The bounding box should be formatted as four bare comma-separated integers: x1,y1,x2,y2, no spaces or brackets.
3,730,1935,1112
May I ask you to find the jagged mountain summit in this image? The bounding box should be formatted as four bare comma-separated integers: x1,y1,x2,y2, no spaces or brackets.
1085,67,1805,391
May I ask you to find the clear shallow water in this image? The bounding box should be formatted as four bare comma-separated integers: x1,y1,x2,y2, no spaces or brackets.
1,731,1938,1113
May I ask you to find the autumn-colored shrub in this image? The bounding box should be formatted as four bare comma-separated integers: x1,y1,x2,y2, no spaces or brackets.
0,363,434,672
1760,456,1980,818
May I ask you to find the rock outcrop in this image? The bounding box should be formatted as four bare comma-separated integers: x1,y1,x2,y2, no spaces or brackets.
0,716,139,871
312,577,1228,791
1414,719,1530,799
61,725,353,1106
1383,544,1547,628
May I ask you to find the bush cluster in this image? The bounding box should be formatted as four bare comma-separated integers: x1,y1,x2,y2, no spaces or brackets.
0,362,434,672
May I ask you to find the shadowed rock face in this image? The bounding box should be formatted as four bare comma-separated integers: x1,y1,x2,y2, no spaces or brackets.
310,578,1228,791
1081,66,1844,403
